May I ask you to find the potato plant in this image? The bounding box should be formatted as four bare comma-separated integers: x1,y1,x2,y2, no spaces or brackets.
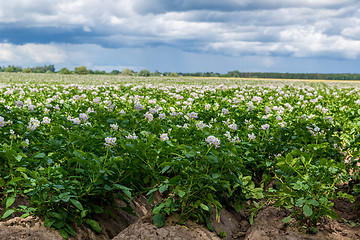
0,73,359,237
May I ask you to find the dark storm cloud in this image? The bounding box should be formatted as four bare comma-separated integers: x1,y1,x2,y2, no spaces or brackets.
132,0,357,14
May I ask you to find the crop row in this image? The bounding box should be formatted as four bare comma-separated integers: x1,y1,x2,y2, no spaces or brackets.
0,79,360,238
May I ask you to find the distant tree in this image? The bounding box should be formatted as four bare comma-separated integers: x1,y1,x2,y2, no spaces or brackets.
4,65,22,72
4,66,15,72
110,70,120,75
227,70,240,77
88,69,94,74
22,68,32,73
45,70,52,74
121,68,134,76
94,70,106,74
32,68,43,73
74,66,89,75
138,69,150,77
31,65,55,73
169,72,179,77
47,65,55,73
59,68,71,74
151,70,162,76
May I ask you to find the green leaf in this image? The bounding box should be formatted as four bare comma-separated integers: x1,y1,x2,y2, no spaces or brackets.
5,197,16,209
14,154,22,162
59,228,69,239
206,155,218,163
153,214,165,228
53,220,66,229
295,197,306,207
48,212,63,220
161,165,171,174
159,184,169,194
205,217,214,232
34,152,46,158
303,204,313,217
185,150,196,158
92,205,104,214
211,173,221,179
54,185,65,190
200,203,209,212
114,184,132,198
148,193,154,205
15,167,28,173
308,199,319,207
285,153,293,164
146,188,158,196
252,188,264,199
73,150,84,159
70,199,83,210
326,209,338,220
1,209,15,219
122,189,132,198
177,189,185,198
59,194,71,202
249,212,254,225
234,202,244,212
81,210,88,218
283,216,291,223
86,219,102,233
207,193,214,202
152,203,165,215
165,140,174,147
8,177,22,184
66,225,76,237
5,149,17,161
159,162,177,168
44,217,56,228
21,213,30,218
0,178,5,187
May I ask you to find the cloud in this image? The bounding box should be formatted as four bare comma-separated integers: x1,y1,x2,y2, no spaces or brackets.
0,42,358,74
131,0,356,14
1,0,360,72
0,43,66,64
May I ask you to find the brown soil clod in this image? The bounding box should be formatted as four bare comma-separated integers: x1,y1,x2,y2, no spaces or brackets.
0,196,359,240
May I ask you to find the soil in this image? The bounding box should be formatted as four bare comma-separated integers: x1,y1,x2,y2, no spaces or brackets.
1,195,360,240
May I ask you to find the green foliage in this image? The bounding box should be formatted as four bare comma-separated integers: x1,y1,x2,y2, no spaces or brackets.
121,68,134,76
218,230,227,238
22,68,32,73
74,66,89,75
0,76,359,238
138,69,150,77
4,66,20,72
31,65,55,73
169,72,179,77
269,148,347,231
58,68,71,74
151,70,162,76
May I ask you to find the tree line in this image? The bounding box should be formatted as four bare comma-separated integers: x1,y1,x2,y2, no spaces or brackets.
0,65,179,77
1,65,360,80
179,70,360,80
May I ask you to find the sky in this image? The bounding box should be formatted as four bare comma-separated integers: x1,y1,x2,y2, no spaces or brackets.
1,0,360,74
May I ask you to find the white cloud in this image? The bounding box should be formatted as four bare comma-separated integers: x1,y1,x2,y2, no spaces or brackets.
0,42,358,73
83,26,92,32
0,43,66,64
279,27,360,59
